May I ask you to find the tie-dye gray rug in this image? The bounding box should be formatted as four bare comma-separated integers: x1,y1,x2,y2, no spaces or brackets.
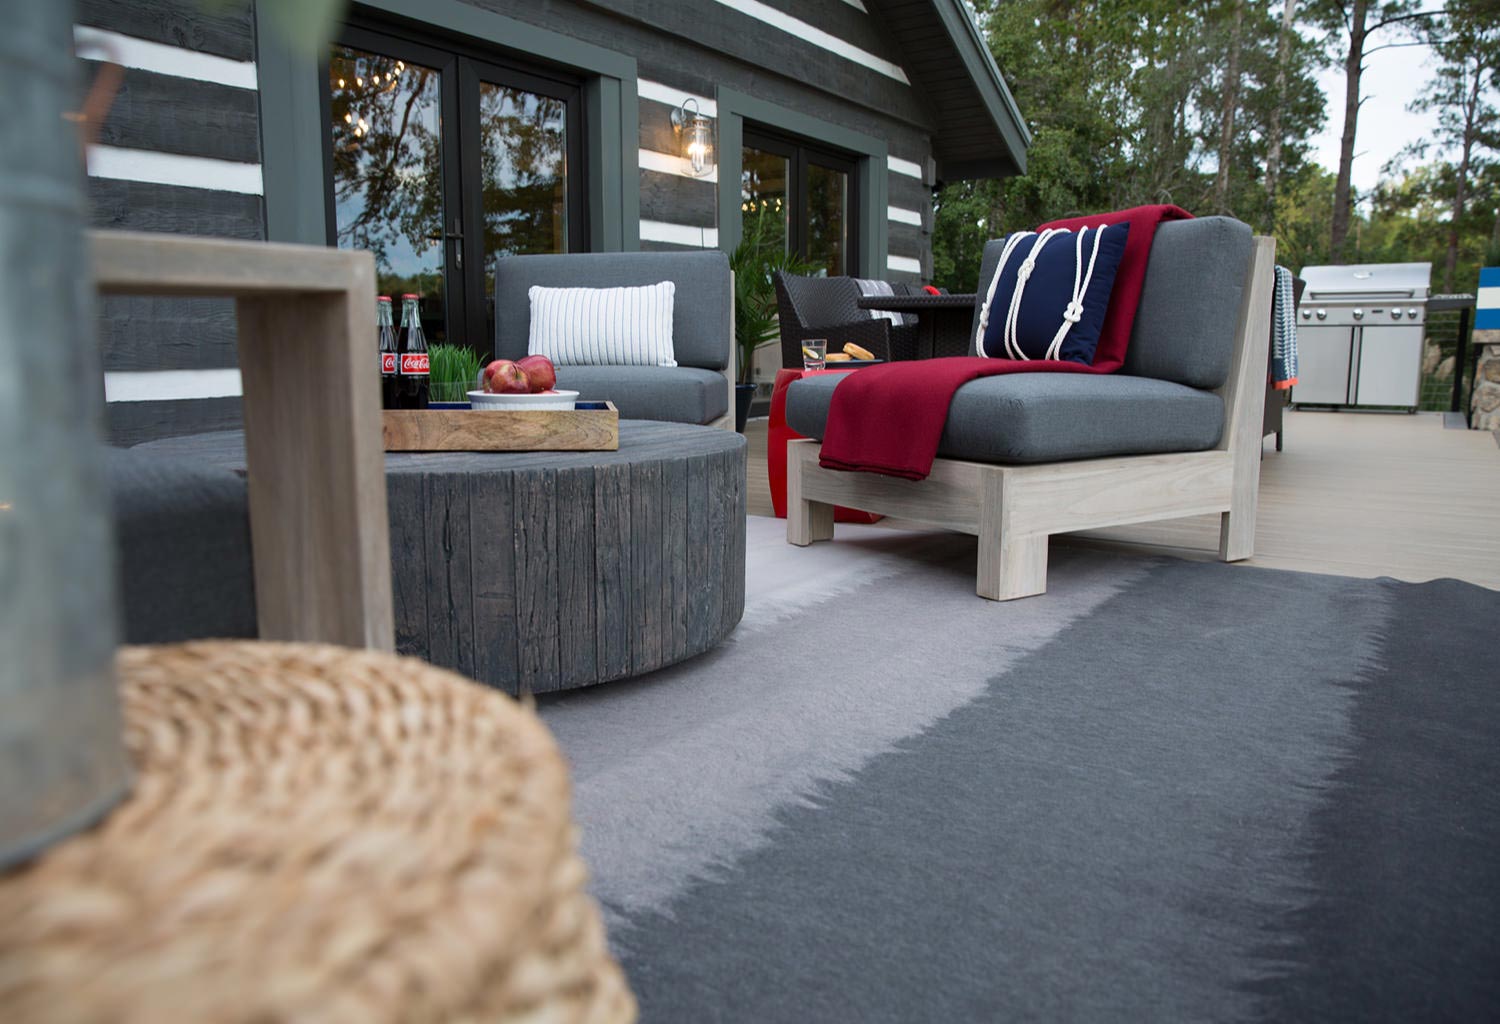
539,517,1500,1021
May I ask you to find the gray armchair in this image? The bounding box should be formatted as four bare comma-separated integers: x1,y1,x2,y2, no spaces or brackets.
493,251,734,427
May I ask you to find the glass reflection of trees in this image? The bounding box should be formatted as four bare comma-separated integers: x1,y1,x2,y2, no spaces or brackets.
479,83,567,264
807,164,849,277
328,47,445,305
741,147,790,258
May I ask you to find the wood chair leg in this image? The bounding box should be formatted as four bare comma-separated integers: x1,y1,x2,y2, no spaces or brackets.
786,440,834,546
976,470,1047,600
977,532,1048,600
1218,506,1256,562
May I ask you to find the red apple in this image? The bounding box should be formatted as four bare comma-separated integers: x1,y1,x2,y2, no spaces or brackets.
516,354,557,394
482,359,529,394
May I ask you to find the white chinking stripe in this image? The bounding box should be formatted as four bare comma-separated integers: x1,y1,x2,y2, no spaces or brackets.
639,148,719,183
707,0,909,84
640,220,719,248
888,156,923,179
87,145,264,195
72,25,258,90
888,206,921,226
105,369,243,403
637,79,717,117
887,255,921,275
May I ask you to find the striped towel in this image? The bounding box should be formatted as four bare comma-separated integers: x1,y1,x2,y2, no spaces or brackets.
853,278,917,327
1272,264,1299,389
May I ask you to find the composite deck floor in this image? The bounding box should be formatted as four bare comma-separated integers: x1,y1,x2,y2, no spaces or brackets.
743,410,1500,591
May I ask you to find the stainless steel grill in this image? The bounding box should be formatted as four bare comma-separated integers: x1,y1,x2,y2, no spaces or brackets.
1293,261,1431,409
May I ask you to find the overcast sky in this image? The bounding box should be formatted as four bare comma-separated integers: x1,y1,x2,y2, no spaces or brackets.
1308,39,1437,198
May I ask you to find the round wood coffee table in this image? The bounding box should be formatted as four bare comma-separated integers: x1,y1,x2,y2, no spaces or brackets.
137,420,747,696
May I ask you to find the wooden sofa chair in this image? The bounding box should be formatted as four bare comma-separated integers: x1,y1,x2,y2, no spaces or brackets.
782,219,1275,600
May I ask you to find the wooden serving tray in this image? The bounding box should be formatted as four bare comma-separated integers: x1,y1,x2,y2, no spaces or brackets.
382,401,619,452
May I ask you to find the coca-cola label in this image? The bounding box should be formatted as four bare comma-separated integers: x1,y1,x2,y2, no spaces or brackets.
381,352,397,375
400,353,429,376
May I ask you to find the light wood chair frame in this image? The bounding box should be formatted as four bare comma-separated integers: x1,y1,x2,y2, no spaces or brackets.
93,230,395,649
787,236,1276,600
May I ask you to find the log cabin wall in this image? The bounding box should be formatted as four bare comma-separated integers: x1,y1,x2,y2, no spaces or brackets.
75,0,261,445
78,0,1002,444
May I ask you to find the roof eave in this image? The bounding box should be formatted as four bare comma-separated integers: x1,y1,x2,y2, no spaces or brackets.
929,0,1030,178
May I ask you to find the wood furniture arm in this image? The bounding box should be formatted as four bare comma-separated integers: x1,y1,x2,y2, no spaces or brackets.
91,230,394,651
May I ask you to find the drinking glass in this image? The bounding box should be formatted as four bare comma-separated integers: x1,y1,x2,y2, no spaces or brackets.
802,338,827,371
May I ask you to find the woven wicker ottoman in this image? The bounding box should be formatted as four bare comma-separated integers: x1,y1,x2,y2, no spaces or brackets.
0,641,635,1023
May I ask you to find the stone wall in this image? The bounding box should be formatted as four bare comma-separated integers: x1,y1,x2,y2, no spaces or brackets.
1472,330,1500,431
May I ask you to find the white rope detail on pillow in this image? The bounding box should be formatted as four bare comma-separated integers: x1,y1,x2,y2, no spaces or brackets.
975,225,1108,362
1044,226,1107,360
974,231,1030,357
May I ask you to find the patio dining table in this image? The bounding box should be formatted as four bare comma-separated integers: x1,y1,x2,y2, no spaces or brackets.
857,292,978,359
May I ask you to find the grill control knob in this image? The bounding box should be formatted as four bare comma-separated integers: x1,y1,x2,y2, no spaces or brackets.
1302,309,1312,320
1352,308,1365,320
1407,308,1418,319
1390,308,1401,319
1316,308,1327,320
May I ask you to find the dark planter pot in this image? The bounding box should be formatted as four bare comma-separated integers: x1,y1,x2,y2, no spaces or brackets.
734,383,756,433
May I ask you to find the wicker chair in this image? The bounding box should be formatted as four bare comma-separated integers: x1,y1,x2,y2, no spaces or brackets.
774,273,921,367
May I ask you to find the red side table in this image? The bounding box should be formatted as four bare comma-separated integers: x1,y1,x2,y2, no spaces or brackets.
767,368,882,524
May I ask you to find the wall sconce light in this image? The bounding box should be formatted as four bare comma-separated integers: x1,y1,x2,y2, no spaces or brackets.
671,98,715,178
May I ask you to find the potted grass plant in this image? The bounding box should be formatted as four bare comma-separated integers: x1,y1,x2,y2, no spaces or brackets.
727,207,820,431
428,343,484,408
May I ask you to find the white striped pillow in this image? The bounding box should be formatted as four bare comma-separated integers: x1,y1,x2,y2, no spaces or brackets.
526,282,677,367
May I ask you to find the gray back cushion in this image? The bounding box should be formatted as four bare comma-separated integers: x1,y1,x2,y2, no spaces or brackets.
1125,216,1252,389
494,250,731,371
966,215,1253,389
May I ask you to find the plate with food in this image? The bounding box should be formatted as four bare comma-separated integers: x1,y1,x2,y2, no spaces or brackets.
822,342,884,368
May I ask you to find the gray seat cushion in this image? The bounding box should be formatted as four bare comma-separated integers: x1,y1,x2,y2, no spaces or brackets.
967,216,1252,390
106,446,257,643
556,365,728,425
494,250,731,370
784,372,1223,464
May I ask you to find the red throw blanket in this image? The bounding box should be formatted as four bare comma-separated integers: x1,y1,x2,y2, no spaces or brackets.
818,204,1193,481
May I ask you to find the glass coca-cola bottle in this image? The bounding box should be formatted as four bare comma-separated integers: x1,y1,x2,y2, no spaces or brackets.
397,293,429,409
377,296,398,410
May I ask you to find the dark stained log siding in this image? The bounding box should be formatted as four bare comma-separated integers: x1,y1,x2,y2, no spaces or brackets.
639,169,716,228
80,1,261,446
75,0,255,60
88,179,263,240
85,63,262,164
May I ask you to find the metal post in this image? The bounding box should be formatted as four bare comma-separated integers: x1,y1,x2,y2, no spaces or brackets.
0,0,132,868
1451,305,1472,414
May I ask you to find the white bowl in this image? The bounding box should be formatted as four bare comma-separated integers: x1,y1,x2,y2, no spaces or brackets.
467,389,580,412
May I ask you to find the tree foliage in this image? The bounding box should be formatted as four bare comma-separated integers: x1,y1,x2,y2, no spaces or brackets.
936,0,1500,291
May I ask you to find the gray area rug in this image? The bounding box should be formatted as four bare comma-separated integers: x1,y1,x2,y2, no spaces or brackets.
539,517,1500,1021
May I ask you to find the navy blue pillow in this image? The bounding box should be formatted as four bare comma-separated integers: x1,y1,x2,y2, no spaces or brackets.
977,223,1130,365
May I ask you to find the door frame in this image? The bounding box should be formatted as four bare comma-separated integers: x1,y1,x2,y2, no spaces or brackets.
741,126,860,275
257,0,639,252
714,86,887,278
324,19,589,349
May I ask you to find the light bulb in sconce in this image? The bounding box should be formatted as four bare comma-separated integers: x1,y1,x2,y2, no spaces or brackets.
671,98,715,178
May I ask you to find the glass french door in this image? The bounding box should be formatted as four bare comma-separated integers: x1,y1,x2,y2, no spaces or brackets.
326,23,584,351
741,128,856,277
